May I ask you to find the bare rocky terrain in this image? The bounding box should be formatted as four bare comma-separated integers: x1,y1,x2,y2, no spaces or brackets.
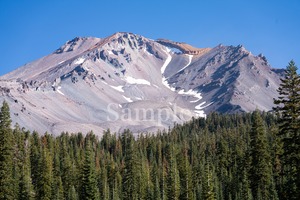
0,32,283,135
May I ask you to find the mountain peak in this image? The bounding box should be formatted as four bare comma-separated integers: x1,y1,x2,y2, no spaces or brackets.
0,32,283,135
55,36,97,54
111,31,140,37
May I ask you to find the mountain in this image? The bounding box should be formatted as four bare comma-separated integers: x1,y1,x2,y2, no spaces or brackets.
0,32,283,135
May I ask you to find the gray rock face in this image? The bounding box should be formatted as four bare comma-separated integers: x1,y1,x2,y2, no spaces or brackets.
167,44,283,113
0,32,283,135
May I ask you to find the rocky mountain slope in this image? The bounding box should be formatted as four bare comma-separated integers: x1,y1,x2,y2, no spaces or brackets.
0,32,283,135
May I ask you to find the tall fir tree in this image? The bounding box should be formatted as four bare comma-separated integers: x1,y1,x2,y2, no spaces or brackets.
0,101,14,200
99,166,110,200
81,140,98,200
12,124,22,199
36,147,53,200
30,131,41,193
59,134,73,199
202,162,216,200
166,145,180,200
153,176,162,200
178,144,193,200
273,60,300,199
240,167,253,200
122,132,138,200
249,110,274,199
68,185,79,200
17,129,34,200
51,147,64,200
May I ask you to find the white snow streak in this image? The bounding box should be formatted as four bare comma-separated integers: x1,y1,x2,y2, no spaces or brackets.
195,102,213,110
74,58,85,65
161,47,176,91
195,102,206,110
143,47,153,56
190,99,201,103
110,85,124,93
122,95,133,102
57,86,65,96
194,110,206,117
178,89,202,102
177,55,193,73
162,78,176,92
161,47,172,74
125,76,151,85
177,89,207,118
194,102,213,118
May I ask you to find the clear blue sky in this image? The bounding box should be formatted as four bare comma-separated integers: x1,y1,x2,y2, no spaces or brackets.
0,0,299,76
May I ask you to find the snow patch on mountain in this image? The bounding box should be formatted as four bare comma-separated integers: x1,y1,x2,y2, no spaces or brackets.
110,85,124,92
122,95,133,102
177,89,206,118
169,47,182,54
162,78,176,92
195,102,213,111
125,76,151,85
195,110,206,117
74,58,85,65
178,89,202,102
161,47,172,74
195,102,206,110
57,86,65,96
161,47,176,91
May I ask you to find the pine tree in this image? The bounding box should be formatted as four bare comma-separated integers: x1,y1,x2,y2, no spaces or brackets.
12,124,22,199
153,176,162,200
122,132,138,200
0,101,14,200
36,147,52,200
68,185,79,200
202,162,216,200
112,171,122,200
178,144,193,200
273,60,300,199
99,166,110,200
81,140,98,200
240,167,253,200
52,146,64,200
138,158,153,200
59,134,73,199
216,136,230,199
51,176,64,200
249,111,273,199
18,129,34,200
166,145,180,200
30,131,41,193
